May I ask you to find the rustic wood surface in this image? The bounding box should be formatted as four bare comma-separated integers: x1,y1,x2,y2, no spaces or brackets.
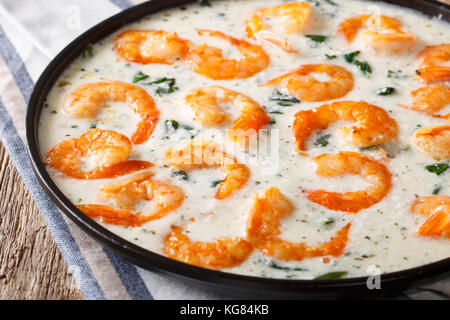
0,0,449,300
0,142,83,300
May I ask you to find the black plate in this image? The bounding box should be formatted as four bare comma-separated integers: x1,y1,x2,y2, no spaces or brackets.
26,0,450,299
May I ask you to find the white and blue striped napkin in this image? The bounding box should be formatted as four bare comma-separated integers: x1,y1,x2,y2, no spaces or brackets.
0,0,447,300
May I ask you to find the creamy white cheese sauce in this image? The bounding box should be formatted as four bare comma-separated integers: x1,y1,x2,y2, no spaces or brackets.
38,0,449,279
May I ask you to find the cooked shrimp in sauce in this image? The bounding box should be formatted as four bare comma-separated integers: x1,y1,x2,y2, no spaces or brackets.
164,140,250,199
45,129,153,179
411,196,450,239
294,101,399,153
163,226,253,269
184,86,270,144
305,152,392,213
413,125,450,161
416,44,450,83
185,29,270,80
338,14,417,53
63,81,159,144
401,84,450,120
115,30,190,64
78,171,184,226
263,64,354,102
246,2,312,52
247,187,351,261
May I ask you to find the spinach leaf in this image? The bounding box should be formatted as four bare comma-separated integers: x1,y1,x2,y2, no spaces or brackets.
81,44,94,59
269,261,307,272
133,71,149,83
199,0,211,6
211,180,224,188
305,35,327,43
165,120,179,131
172,170,188,180
425,163,448,176
314,134,331,147
354,60,372,77
270,90,300,106
432,186,441,195
344,51,360,63
377,87,395,96
314,271,348,280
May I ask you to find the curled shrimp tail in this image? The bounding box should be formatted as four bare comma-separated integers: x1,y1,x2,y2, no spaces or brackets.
305,152,392,213
246,187,351,261
132,116,159,144
45,129,154,179
164,140,250,199
416,44,450,83
416,67,450,83
413,125,450,161
163,226,253,269
78,204,150,227
411,196,450,238
186,29,269,80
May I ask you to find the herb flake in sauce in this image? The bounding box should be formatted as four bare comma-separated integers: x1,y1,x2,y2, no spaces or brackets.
425,163,448,176
314,271,348,280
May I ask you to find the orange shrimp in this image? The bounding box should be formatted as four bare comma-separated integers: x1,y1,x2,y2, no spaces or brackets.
401,85,450,120
78,171,184,226
246,187,351,261
184,86,270,144
45,129,153,179
263,64,354,102
411,196,450,238
305,152,392,213
416,44,450,83
164,140,250,199
338,14,417,53
114,30,190,64
163,226,253,269
63,81,159,144
185,29,270,80
294,101,399,152
413,125,450,161
245,2,312,52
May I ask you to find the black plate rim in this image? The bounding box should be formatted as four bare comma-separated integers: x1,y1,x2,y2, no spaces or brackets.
25,0,450,297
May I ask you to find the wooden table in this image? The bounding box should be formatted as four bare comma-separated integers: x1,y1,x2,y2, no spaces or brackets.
0,143,83,299
1,0,449,300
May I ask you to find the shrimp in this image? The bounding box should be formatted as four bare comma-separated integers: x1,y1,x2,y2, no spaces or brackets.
263,64,354,102
338,14,417,53
114,30,190,64
246,187,351,261
413,125,450,161
245,2,311,52
185,29,270,80
416,44,450,83
294,101,399,152
63,81,159,145
78,171,184,226
184,86,270,144
45,129,153,179
401,85,450,120
305,152,392,213
163,226,253,269
164,140,250,199
411,196,450,238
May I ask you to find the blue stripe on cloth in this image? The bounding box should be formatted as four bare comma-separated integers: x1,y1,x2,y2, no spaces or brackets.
103,248,154,300
109,0,134,9
0,98,106,300
0,26,34,102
